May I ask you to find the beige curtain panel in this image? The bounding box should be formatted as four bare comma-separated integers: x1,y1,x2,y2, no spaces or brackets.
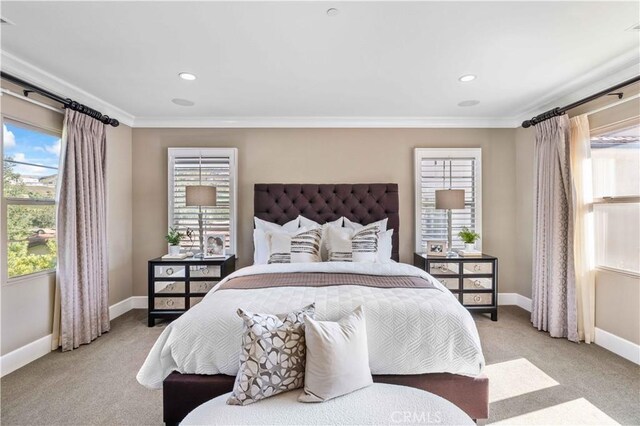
531,115,578,342
52,110,110,352
570,115,596,343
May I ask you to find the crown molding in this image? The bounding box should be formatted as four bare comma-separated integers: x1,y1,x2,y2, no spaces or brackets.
133,116,518,128
0,50,136,127
516,48,640,126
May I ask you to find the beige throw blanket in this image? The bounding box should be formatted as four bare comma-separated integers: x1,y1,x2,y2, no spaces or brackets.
218,272,439,291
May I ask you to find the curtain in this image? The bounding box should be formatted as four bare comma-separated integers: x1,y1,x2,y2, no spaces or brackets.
570,115,595,343
51,110,110,351
531,115,578,342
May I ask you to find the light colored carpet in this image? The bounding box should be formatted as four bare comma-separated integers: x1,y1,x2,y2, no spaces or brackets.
1,307,638,425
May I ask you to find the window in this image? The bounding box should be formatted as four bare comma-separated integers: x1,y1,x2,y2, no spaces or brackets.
414,148,482,252
2,120,61,279
591,124,640,274
168,148,237,254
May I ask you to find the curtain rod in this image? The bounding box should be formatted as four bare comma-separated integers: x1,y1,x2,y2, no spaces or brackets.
0,71,119,127
521,75,640,128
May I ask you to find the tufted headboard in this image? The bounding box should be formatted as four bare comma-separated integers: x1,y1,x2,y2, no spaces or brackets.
254,183,399,262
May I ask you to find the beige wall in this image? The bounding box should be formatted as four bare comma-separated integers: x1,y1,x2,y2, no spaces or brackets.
132,127,518,297
0,84,134,355
514,97,640,345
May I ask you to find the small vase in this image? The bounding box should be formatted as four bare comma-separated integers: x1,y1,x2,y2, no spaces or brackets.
168,245,181,256
464,243,476,252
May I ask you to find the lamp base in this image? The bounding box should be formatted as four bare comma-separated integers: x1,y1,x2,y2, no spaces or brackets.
193,252,205,259
446,250,459,258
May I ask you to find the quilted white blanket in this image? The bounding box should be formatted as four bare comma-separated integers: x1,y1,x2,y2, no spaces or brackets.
137,262,485,389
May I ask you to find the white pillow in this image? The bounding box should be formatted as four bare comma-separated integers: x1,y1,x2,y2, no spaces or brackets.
326,224,379,263
377,229,394,263
298,216,344,261
343,218,392,263
267,226,322,263
299,306,373,403
253,217,300,265
343,217,388,233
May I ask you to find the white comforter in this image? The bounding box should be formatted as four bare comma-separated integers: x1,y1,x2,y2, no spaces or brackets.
137,262,484,389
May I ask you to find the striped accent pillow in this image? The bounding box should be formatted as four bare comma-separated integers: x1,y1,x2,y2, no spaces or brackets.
327,224,379,263
268,227,322,264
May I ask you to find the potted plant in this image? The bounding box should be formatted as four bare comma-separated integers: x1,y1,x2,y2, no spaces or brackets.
165,227,184,256
458,227,480,251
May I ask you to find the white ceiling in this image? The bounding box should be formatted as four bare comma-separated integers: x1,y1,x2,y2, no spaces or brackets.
1,1,639,127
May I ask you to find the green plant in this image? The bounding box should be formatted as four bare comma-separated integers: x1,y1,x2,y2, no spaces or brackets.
458,227,480,244
165,227,183,246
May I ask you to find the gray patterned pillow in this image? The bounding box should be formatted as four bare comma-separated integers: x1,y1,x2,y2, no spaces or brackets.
267,228,322,264
227,304,316,406
327,224,379,262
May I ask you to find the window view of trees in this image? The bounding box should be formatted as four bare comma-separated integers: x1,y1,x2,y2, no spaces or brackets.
3,122,60,278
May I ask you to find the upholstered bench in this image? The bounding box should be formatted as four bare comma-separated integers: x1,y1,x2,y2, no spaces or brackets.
182,383,474,425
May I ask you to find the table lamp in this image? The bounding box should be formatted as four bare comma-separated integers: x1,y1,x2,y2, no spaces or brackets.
185,185,217,258
435,189,465,257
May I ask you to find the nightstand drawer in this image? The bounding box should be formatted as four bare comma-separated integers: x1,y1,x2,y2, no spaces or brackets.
435,277,459,290
154,265,186,278
463,292,493,306
190,281,217,293
154,297,186,310
190,297,204,307
190,265,221,278
462,262,493,275
154,281,186,294
429,262,460,276
463,277,493,290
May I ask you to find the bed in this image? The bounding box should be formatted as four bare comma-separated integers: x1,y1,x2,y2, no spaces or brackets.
137,183,489,425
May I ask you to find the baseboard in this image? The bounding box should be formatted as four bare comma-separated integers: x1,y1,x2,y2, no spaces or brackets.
498,293,532,312
595,327,640,365
1,295,146,377
130,295,148,309
0,334,53,377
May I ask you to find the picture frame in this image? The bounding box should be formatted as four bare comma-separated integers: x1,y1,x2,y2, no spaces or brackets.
425,240,447,257
204,232,226,258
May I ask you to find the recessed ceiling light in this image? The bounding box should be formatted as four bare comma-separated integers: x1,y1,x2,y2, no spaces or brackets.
458,100,480,107
458,74,476,82
172,98,195,107
178,72,197,81
326,8,339,17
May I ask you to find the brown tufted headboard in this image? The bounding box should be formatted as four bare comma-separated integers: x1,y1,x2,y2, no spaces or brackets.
254,183,399,262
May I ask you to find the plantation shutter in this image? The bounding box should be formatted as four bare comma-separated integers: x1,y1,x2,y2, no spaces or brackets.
417,153,480,251
169,149,236,252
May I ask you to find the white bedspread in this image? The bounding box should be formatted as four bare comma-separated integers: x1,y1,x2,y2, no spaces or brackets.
137,262,484,389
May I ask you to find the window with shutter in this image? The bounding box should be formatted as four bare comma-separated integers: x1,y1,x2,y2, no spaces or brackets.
168,148,237,254
414,148,482,252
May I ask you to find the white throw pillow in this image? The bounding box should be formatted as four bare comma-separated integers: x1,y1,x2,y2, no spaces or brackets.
298,216,344,261
326,224,379,263
343,217,388,233
253,217,300,265
299,306,373,403
343,218,392,263
267,226,322,263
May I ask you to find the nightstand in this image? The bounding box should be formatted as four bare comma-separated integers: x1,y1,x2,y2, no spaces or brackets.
147,255,236,327
414,252,498,321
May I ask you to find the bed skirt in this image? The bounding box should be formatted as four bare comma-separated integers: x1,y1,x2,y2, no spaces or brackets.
163,372,489,425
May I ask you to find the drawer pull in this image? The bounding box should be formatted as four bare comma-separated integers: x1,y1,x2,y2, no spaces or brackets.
166,299,174,307
166,267,174,276
473,264,481,272
474,280,482,288
473,295,482,303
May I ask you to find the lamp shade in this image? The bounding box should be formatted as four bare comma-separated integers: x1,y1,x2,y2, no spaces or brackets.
435,189,465,210
185,185,217,207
